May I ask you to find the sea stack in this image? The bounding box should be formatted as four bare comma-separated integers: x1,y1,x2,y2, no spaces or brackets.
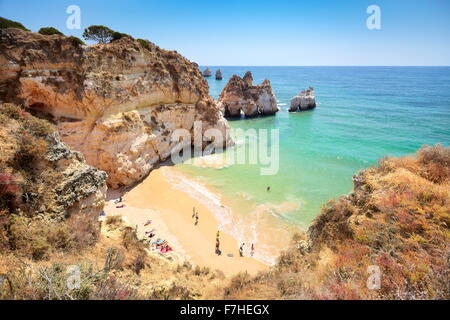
215,69,223,80
203,67,212,77
217,71,279,118
289,87,316,112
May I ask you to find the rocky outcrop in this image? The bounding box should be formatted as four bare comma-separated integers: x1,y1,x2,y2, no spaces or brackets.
217,71,279,118
0,28,232,188
0,103,107,222
215,69,222,80
289,87,316,112
202,67,212,77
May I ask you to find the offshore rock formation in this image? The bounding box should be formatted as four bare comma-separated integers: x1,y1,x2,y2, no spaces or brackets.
215,69,223,80
202,67,212,77
0,103,107,222
217,71,279,118
0,28,232,188
289,87,316,112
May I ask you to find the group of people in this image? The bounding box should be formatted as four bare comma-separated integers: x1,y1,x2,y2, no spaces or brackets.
239,243,255,257
143,219,173,254
114,196,126,209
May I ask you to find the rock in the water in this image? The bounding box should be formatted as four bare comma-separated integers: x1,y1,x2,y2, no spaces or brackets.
243,71,253,86
217,71,279,118
289,87,316,112
203,67,212,77
0,28,233,188
215,69,223,80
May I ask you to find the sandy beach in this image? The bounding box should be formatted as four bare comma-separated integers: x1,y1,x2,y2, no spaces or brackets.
104,165,268,276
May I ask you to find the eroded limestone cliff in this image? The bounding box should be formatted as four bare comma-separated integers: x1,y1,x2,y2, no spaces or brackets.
0,104,107,244
0,28,232,188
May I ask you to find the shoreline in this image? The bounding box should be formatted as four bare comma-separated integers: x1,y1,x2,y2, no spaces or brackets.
104,165,268,276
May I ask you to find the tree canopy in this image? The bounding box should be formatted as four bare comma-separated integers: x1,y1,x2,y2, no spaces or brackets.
82,25,115,44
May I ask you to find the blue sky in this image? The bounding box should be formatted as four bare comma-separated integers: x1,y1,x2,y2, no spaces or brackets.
1,0,449,65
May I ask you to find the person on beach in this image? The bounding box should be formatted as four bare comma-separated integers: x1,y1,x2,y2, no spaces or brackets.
195,212,199,226
216,230,220,239
251,243,255,256
215,239,221,255
239,243,245,257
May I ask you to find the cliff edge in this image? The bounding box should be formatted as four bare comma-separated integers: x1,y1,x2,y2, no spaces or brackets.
0,28,232,188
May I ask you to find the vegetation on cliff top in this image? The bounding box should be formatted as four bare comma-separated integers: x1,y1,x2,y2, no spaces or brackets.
38,27,63,36
223,145,449,299
0,17,29,31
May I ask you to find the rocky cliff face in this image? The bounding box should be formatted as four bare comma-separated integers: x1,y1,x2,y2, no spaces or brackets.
0,28,232,188
217,71,279,118
0,103,107,225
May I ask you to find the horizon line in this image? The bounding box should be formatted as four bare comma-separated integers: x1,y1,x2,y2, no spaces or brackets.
198,65,450,67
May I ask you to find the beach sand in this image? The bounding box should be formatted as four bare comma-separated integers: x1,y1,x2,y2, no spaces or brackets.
104,165,268,276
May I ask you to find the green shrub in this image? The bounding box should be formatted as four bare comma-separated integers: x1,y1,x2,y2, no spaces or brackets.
82,25,114,44
38,27,63,36
112,31,131,41
0,17,29,31
69,36,85,46
137,38,152,51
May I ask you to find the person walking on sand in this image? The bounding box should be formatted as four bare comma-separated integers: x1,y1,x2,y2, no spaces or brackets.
239,243,245,257
251,243,255,257
215,239,220,255
195,212,199,226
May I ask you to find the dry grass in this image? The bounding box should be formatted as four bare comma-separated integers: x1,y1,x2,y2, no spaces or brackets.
222,145,450,300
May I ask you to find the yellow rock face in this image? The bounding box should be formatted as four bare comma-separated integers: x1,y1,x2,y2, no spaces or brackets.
0,28,232,187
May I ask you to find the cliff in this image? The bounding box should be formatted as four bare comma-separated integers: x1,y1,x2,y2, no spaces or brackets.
0,103,107,258
223,145,450,299
0,28,232,188
217,71,279,117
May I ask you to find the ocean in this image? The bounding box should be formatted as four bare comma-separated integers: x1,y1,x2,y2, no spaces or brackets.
176,66,450,263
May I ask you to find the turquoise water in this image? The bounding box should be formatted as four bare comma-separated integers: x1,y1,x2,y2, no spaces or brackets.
180,67,450,229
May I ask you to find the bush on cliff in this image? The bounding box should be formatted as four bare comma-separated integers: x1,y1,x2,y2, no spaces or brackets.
82,25,115,44
112,31,132,41
223,145,450,300
0,104,98,259
38,27,63,36
69,36,85,46
0,17,29,31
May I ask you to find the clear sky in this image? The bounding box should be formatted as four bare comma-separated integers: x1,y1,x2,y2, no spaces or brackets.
1,0,449,66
